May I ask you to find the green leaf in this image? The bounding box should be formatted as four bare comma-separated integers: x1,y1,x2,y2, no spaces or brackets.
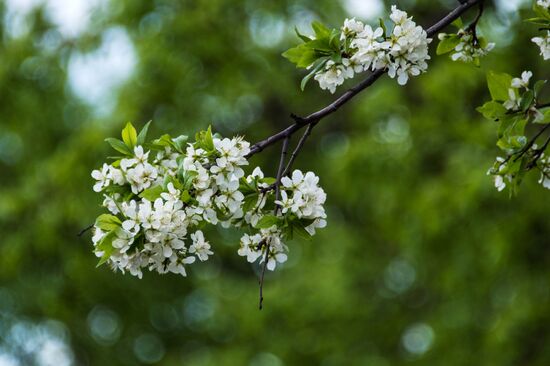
533,4,550,21
311,21,331,40
487,71,513,102
306,39,333,53
436,35,460,55
137,120,152,145
535,108,550,124
255,215,281,229
478,36,488,49
242,193,259,213
121,122,138,148
173,135,189,152
96,231,117,267
204,126,214,151
295,26,312,42
477,101,507,120
300,57,329,91
180,190,191,203
378,18,387,38
451,17,464,29
259,177,277,185
152,134,177,150
105,138,133,156
520,90,534,112
525,17,550,26
328,29,340,50
292,220,312,241
534,80,547,96
139,185,164,201
95,214,121,231
282,44,318,68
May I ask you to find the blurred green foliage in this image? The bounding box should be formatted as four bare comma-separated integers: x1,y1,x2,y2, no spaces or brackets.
0,0,549,365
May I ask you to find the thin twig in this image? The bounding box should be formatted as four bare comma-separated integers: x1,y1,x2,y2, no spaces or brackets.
466,0,484,45
245,0,483,159
259,136,290,310
259,122,318,193
77,224,94,237
513,124,550,162
282,122,317,177
527,135,550,169
274,136,290,205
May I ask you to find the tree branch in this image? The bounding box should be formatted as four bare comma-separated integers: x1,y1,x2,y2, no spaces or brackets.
245,0,483,158
77,224,94,237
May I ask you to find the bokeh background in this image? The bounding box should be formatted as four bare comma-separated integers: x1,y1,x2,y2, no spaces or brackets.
0,0,549,365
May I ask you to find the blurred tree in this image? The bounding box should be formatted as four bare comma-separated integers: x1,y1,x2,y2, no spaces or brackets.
0,0,549,365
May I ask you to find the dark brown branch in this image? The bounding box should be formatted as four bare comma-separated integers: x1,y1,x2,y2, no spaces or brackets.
466,0,485,45
77,224,94,237
274,136,290,205
537,102,550,109
245,0,483,159
513,124,550,163
527,132,550,169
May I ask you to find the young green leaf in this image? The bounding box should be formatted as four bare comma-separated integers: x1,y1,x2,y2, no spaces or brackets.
477,101,507,120
311,21,331,40
282,44,319,69
451,17,464,29
121,122,138,148
173,135,189,152
105,138,134,156
378,18,387,38
300,57,329,91
255,215,281,229
295,26,312,42
487,71,513,102
95,214,122,231
96,231,117,267
520,90,534,112
436,35,460,55
137,120,152,145
139,185,164,201
534,80,547,96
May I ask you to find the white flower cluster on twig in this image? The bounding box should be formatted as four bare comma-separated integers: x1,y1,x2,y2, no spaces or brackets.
314,6,431,93
91,126,327,278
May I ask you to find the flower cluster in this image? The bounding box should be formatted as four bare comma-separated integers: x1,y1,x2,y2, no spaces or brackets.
488,147,550,193
500,70,546,122
91,123,327,278
283,6,431,94
487,157,513,192
504,71,533,111
531,0,550,60
238,170,327,269
437,27,494,64
481,70,550,194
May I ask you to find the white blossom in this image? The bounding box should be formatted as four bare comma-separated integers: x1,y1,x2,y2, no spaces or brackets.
91,164,110,192
189,230,213,261
443,29,495,63
511,71,532,89
314,60,354,94
532,32,550,60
